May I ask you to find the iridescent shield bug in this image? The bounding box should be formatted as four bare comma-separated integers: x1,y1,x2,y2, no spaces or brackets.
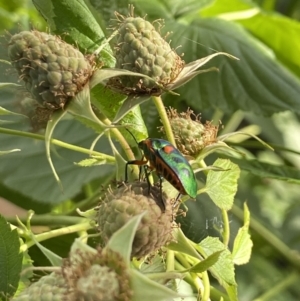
125,135,197,208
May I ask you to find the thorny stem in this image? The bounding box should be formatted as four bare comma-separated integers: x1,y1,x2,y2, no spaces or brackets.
152,95,176,146
0,127,115,163
231,203,300,270
253,272,299,301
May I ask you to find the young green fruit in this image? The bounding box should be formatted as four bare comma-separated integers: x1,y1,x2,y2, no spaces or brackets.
12,272,68,301
8,31,93,109
112,9,184,94
97,182,174,258
161,108,219,157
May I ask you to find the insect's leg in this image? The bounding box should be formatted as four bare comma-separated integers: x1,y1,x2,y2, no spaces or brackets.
125,159,147,182
158,175,166,211
138,165,143,181
144,165,151,192
173,193,182,208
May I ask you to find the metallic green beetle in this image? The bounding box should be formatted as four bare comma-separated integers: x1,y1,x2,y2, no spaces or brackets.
125,138,197,204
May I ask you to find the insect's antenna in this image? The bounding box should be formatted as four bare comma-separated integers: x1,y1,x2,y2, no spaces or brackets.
125,128,144,158
125,128,139,146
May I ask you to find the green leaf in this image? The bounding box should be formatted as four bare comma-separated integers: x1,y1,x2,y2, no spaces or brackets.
16,249,34,296
205,159,240,210
232,203,253,265
105,213,146,264
227,157,300,184
0,106,25,117
30,235,63,267
113,94,152,124
32,0,115,66
132,0,214,20
238,9,300,77
198,236,236,286
0,215,23,299
130,269,181,301
90,83,148,142
89,0,130,27
189,250,223,273
162,17,300,116
167,228,202,260
67,86,119,131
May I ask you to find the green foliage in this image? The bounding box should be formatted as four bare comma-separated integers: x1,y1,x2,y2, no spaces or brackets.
0,215,23,300
0,0,299,300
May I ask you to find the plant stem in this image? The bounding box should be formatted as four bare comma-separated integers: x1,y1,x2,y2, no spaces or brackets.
231,203,300,270
253,272,299,301
24,221,92,250
152,96,176,146
211,108,224,125
166,249,175,271
220,110,244,134
100,117,139,177
201,271,211,301
221,209,230,246
174,260,195,289
0,127,115,162
7,215,84,226
210,286,230,301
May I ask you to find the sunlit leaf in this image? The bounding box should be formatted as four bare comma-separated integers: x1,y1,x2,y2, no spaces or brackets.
232,203,253,265
198,236,236,286
32,0,115,66
189,250,223,273
130,269,181,301
106,213,146,264
205,159,240,210
0,215,23,299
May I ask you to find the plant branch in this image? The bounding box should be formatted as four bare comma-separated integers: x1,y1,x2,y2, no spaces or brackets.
25,221,93,249
0,127,115,162
221,209,230,246
253,272,299,301
152,96,176,146
7,215,84,226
